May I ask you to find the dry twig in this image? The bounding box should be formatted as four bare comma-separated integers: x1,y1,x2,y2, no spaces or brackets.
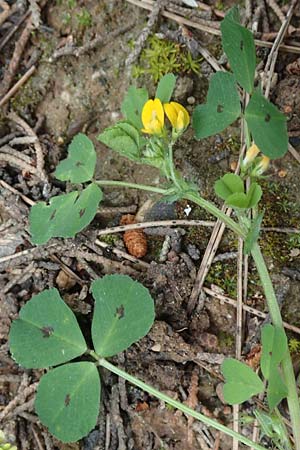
0,19,33,97
51,21,135,60
0,65,36,108
8,111,48,183
125,0,167,66
126,0,300,54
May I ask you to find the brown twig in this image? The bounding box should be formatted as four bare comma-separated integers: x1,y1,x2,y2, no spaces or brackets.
266,0,295,33
0,19,33,97
126,0,300,54
125,0,166,66
0,150,39,176
0,180,35,206
263,0,298,98
0,1,18,26
203,286,300,335
97,219,215,236
0,10,31,51
51,21,135,60
0,65,36,108
95,238,149,269
0,381,38,422
8,111,48,182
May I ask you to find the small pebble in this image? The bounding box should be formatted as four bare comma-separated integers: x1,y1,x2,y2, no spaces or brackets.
187,96,195,105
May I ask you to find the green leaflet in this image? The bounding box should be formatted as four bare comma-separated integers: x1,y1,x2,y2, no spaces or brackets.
222,358,264,404
30,183,102,244
91,274,155,357
35,362,100,442
221,6,256,93
245,91,288,159
193,72,241,139
155,73,176,103
97,121,143,162
54,133,96,183
9,289,87,368
121,86,149,129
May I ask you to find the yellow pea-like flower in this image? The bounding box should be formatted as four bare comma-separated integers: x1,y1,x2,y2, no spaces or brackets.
141,98,164,135
255,155,270,175
242,144,260,167
164,101,190,132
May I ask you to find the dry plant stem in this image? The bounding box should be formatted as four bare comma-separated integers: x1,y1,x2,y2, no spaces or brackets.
186,194,300,447
187,210,228,314
126,0,300,54
51,21,135,60
263,0,297,97
0,10,31,51
125,0,166,66
8,111,47,181
91,354,265,450
0,151,39,175
0,0,17,26
0,65,36,107
288,143,300,165
97,219,216,236
203,286,300,335
0,19,33,97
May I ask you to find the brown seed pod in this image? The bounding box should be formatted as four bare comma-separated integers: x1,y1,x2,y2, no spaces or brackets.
120,214,147,258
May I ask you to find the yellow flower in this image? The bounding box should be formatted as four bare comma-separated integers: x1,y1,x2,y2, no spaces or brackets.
255,155,270,175
141,98,164,135
242,144,260,167
164,101,190,132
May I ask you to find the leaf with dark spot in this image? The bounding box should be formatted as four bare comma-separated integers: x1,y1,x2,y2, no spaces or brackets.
41,326,54,338
30,184,102,245
9,288,87,369
221,7,256,93
64,394,71,406
55,133,97,183
245,90,288,159
35,362,100,443
115,305,125,319
92,275,155,357
193,72,241,139
265,113,271,122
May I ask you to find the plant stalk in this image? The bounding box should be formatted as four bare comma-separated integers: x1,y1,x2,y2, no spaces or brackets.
184,191,246,239
186,190,300,448
251,243,300,450
89,352,266,450
94,179,171,195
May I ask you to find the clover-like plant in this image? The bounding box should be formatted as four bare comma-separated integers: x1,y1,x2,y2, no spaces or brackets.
9,274,155,442
17,5,300,449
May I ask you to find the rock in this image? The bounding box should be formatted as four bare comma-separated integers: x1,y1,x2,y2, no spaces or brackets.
174,76,194,101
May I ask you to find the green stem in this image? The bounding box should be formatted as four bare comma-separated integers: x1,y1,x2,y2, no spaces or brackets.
184,191,246,239
251,243,300,450
89,352,266,450
94,179,171,195
168,142,181,190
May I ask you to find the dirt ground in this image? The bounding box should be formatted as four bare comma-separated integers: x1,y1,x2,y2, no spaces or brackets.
1,1,300,449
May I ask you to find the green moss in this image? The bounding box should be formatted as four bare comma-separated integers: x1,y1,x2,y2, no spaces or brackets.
288,338,300,354
99,234,119,246
133,34,202,83
218,331,235,352
206,261,237,298
76,8,92,28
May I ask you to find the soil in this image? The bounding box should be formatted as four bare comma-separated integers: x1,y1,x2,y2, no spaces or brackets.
1,1,300,449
